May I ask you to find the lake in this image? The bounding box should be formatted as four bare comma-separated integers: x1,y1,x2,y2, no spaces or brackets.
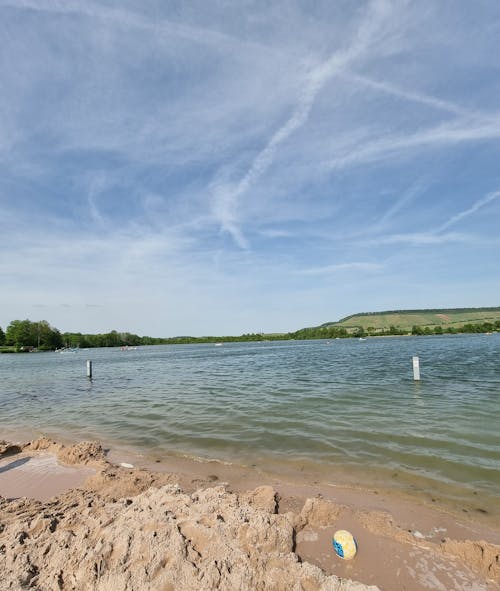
1,334,499,520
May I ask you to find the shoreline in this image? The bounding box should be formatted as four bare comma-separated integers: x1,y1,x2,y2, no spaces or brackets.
4,424,499,530
1,436,499,590
108,442,500,532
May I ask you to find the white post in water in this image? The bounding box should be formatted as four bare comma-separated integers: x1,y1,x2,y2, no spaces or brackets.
86,360,93,379
412,356,420,381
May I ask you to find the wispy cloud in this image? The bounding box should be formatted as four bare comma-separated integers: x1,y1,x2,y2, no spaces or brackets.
327,116,500,170
363,188,500,248
258,228,294,239
376,178,431,227
298,262,384,275
341,72,477,118
370,232,470,246
211,0,394,247
0,0,259,52
437,190,500,232
86,174,109,226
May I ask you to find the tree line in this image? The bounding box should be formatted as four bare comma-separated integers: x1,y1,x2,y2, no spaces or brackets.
0,318,499,352
291,321,500,339
0,319,288,351
0,320,149,351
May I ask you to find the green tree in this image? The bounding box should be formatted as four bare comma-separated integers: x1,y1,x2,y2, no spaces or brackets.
6,320,34,348
6,319,63,350
36,321,63,350
103,330,121,347
0,326,5,345
354,326,365,338
388,325,405,335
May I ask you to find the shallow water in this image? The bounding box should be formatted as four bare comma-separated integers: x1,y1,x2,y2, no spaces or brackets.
1,335,499,519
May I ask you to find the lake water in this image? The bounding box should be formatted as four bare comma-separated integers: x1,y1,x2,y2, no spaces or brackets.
1,335,499,520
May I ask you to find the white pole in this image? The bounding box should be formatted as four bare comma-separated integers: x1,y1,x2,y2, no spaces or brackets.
412,356,420,381
86,360,93,379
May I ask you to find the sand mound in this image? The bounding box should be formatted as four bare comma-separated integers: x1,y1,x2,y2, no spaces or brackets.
20,438,107,467
440,538,500,581
84,464,180,500
299,496,343,528
57,441,106,466
0,441,22,457
21,436,59,453
0,483,378,591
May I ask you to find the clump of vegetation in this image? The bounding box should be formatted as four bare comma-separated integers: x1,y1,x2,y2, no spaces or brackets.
1,319,62,352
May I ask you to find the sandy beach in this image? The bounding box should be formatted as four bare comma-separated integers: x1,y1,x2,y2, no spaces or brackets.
0,437,499,591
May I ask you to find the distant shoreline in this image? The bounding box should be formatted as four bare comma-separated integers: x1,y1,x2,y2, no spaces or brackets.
1,326,498,354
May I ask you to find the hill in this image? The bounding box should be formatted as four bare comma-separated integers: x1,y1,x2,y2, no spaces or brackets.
321,307,500,333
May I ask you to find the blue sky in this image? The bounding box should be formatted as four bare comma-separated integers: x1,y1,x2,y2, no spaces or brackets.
1,0,499,337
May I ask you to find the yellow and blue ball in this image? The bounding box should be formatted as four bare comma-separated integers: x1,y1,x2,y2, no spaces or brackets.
332,529,358,560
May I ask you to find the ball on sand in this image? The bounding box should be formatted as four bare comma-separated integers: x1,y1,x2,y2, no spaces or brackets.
332,529,357,560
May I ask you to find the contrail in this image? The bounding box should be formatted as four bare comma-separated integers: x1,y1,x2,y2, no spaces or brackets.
437,190,500,232
341,72,475,118
212,0,394,247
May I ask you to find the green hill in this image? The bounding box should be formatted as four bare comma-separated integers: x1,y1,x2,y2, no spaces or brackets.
322,307,500,333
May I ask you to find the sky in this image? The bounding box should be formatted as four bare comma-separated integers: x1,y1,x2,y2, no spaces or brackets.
1,0,499,337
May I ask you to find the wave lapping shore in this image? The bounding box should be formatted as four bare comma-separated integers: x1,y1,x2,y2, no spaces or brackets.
0,438,499,591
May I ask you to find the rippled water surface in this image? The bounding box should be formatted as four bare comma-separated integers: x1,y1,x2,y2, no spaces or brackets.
1,335,499,517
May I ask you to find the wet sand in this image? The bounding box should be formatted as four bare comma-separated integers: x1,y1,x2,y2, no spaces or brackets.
0,453,96,501
0,437,499,591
